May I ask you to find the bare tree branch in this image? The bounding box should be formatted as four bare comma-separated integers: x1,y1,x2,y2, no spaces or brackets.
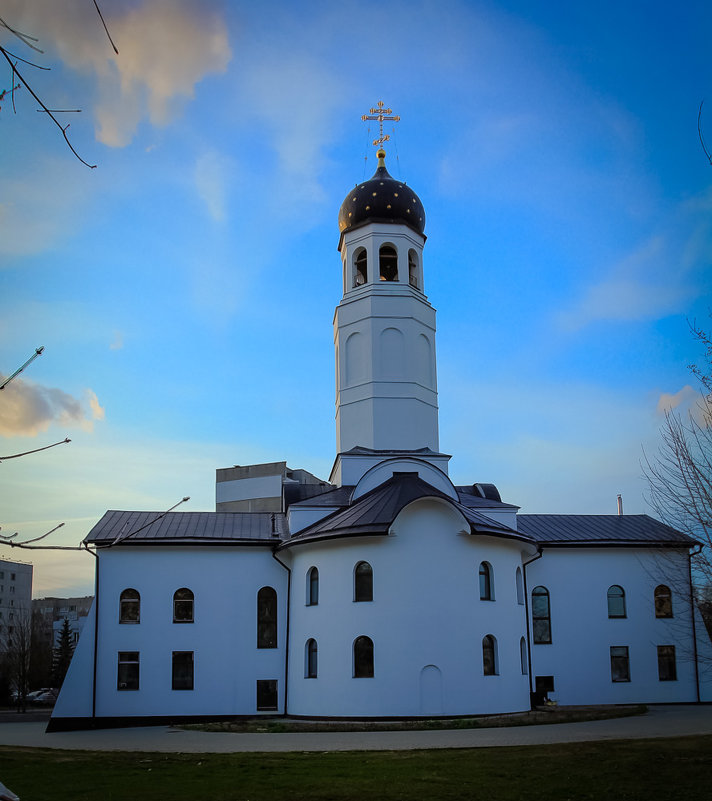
0,345,44,390
699,100,712,167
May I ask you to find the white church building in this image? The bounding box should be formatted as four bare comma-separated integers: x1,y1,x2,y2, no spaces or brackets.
50,144,712,730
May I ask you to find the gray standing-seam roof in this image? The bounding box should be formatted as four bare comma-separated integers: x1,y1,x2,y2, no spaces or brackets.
283,473,533,547
85,510,287,546
516,514,695,546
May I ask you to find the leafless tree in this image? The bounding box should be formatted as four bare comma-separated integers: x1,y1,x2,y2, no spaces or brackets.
2,611,32,712
643,321,712,620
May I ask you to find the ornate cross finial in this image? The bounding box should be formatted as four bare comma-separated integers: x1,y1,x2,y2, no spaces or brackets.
361,101,400,148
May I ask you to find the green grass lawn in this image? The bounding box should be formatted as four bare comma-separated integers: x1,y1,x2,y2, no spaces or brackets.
1,735,709,801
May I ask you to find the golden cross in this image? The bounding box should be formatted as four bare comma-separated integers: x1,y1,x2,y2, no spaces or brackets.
361,101,400,148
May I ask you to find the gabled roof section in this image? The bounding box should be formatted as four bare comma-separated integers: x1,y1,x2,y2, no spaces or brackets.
85,510,287,546
283,473,532,547
516,514,696,547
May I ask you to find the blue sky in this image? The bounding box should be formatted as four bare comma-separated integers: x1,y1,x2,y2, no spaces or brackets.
1,0,710,597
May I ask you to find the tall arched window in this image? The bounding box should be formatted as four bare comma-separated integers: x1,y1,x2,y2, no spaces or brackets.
354,248,367,287
532,586,551,644
607,585,626,618
307,567,319,606
408,249,419,288
482,634,498,676
379,244,398,281
305,638,318,678
515,567,524,605
479,561,493,600
354,561,373,602
173,588,194,623
520,637,528,675
654,584,673,618
353,636,374,677
257,586,277,649
119,589,140,624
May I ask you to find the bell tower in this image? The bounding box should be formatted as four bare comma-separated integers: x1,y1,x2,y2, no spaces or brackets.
332,106,443,485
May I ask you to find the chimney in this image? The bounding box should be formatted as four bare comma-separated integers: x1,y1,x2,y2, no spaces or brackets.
616,494,623,516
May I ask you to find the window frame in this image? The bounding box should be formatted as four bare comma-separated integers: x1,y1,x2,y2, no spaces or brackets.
173,587,194,624
305,638,318,679
257,586,278,649
117,651,140,691
482,634,498,676
531,585,552,644
171,650,194,691
479,561,494,601
354,561,373,603
307,567,319,606
607,585,626,619
119,588,140,624
353,635,374,678
657,645,677,681
610,645,630,682
654,585,673,618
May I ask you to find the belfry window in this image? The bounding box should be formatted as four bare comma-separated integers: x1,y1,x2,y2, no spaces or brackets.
408,249,418,288
379,245,398,281
354,248,367,287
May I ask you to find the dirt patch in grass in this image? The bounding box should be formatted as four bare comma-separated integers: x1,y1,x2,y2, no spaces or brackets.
180,704,647,733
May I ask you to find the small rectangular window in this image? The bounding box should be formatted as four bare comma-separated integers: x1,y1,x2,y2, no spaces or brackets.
172,651,194,690
256,679,278,710
11,573,15,580
657,645,677,681
610,646,630,682
535,675,555,693
117,652,140,690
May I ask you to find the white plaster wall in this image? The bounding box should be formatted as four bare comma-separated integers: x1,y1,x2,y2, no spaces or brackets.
286,498,531,717
215,474,282,504
527,548,703,704
92,546,288,718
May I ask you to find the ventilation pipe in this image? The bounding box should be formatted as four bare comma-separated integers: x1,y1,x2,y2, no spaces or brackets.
617,494,623,516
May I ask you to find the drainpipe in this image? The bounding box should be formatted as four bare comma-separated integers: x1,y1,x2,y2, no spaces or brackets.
83,543,99,722
522,548,543,702
688,545,701,703
271,548,291,716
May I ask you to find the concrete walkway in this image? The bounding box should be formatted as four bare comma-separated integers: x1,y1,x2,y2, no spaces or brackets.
0,705,710,752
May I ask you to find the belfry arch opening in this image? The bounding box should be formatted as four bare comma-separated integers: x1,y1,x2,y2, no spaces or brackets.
379,244,398,282
353,248,367,287
408,249,419,288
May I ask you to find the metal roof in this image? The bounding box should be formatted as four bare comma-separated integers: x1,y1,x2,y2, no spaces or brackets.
284,473,531,547
516,514,695,546
85,510,287,546
455,487,519,510
285,484,354,508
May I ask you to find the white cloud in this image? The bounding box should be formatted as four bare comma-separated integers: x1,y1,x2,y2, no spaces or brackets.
109,331,124,351
0,376,103,437
2,0,232,148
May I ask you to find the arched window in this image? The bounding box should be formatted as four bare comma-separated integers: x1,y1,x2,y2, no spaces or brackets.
654,584,673,618
354,561,373,602
119,589,140,624
408,249,419,288
532,586,551,644
257,586,277,648
173,588,194,623
379,244,398,281
479,561,493,600
354,248,367,287
607,585,626,618
307,567,319,606
305,638,318,678
482,634,498,676
515,567,524,605
353,635,374,678
520,636,528,674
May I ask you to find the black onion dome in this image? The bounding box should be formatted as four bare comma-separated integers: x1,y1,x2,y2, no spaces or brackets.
338,149,425,239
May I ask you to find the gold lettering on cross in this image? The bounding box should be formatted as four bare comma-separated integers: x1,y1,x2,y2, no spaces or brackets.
361,101,400,148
